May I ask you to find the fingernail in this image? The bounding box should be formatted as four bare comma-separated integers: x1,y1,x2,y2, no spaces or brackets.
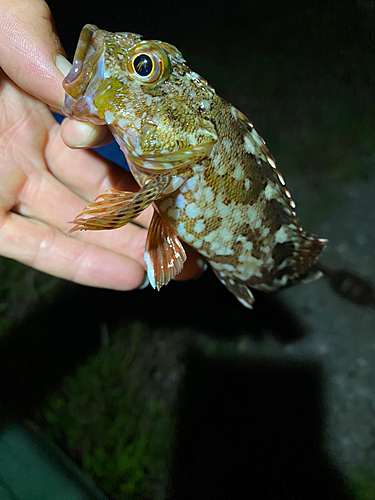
55,53,71,77
62,119,100,148
71,121,98,148
138,273,149,290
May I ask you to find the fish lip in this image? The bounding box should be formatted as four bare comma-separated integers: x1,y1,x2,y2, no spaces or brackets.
62,24,105,117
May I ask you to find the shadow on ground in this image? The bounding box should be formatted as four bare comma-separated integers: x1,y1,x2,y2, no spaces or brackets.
168,347,355,499
0,269,306,415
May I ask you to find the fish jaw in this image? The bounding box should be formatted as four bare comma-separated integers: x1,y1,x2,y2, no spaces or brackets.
62,25,108,124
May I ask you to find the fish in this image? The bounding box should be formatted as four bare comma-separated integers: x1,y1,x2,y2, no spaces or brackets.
62,24,327,308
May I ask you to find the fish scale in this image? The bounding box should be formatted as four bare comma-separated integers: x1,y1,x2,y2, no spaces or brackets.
63,24,327,308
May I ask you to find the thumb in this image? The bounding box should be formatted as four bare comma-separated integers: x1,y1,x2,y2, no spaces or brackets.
0,0,69,109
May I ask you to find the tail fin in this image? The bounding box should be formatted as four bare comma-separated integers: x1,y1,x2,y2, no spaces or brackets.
290,232,328,283
271,232,328,290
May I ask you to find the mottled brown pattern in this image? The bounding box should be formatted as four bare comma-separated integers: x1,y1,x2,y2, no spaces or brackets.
63,24,327,308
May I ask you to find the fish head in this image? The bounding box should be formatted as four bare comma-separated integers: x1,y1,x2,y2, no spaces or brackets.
62,24,217,173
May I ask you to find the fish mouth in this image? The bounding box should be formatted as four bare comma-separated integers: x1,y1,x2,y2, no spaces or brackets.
62,24,106,119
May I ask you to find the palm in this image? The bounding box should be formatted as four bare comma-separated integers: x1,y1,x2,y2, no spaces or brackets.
0,69,149,290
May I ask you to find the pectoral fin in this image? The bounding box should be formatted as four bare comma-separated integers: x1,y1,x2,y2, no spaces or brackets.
69,174,171,232
144,210,186,290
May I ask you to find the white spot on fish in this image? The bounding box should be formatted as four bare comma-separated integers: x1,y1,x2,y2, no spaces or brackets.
194,220,205,233
214,244,234,255
220,227,233,242
231,107,238,120
186,202,200,218
201,99,211,112
216,201,231,218
247,206,258,224
175,194,186,209
134,118,142,130
244,135,256,155
193,164,206,173
251,128,264,147
104,110,114,124
171,176,185,191
177,222,186,237
275,226,289,243
143,161,155,170
184,175,199,191
216,160,227,176
190,71,201,80
184,233,194,243
203,187,214,203
118,118,131,128
232,207,243,224
222,138,232,153
264,183,277,200
222,263,235,271
187,133,198,146
233,164,244,180
204,229,218,243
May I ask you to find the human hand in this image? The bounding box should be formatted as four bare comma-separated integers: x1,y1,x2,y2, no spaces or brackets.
0,0,205,290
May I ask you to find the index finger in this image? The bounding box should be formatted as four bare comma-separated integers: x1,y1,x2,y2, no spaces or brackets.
0,0,66,109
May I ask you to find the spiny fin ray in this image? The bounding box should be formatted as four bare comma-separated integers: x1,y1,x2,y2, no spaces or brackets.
69,175,171,233
144,211,187,290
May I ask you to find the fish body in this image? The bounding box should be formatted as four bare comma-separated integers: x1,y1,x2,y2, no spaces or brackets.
63,24,327,308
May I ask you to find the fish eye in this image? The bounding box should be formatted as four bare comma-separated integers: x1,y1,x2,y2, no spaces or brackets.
133,54,154,77
127,42,171,84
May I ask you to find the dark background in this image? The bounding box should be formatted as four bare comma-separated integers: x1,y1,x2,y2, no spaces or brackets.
50,0,374,92
50,0,373,57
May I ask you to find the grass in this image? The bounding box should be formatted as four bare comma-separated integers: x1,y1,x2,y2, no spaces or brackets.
39,322,174,499
0,259,62,337
349,462,375,500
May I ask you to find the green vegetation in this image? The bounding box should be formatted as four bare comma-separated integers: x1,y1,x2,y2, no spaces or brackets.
41,322,174,499
0,259,61,336
349,462,375,500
